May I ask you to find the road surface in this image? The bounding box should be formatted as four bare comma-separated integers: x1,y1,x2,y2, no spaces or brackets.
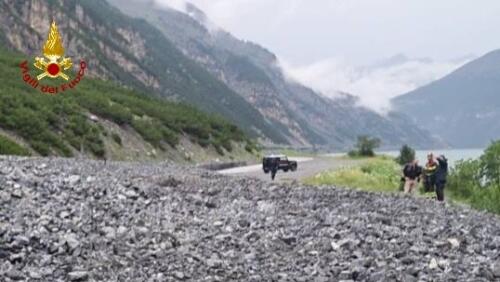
218,156,362,182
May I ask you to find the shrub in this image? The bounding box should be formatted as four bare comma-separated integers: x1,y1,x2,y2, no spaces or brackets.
349,135,381,157
448,140,500,214
0,48,254,160
198,138,211,148
396,144,416,165
348,150,358,158
160,127,179,147
0,135,30,156
468,187,500,214
214,145,225,156
132,119,164,149
31,141,51,156
447,159,482,200
63,115,104,157
245,141,257,153
111,133,122,146
480,140,500,187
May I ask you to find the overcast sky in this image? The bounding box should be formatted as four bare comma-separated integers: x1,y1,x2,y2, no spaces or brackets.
157,0,500,111
167,0,500,65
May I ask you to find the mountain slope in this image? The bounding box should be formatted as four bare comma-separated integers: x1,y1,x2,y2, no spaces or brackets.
0,47,255,161
109,0,441,149
393,50,500,148
0,0,288,144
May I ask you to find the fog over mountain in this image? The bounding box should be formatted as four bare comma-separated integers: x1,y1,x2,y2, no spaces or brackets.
284,55,473,113
106,0,442,148
150,0,487,113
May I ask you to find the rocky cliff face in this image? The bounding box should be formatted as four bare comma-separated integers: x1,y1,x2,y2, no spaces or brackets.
0,0,441,149
0,0,157,88
108,0,441,149
0,0,286,144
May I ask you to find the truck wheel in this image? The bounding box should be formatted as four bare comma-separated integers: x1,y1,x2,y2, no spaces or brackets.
264,169,269,174
284,169,289,172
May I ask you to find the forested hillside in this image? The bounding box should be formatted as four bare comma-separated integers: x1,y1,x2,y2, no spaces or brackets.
108,0,442,149
0,48,255,160
0,0,287,144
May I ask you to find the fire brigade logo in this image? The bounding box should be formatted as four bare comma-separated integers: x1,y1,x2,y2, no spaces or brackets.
19,20,87,94
34,21,72,80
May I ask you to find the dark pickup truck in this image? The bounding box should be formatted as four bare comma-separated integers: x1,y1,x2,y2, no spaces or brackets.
262,155,298,173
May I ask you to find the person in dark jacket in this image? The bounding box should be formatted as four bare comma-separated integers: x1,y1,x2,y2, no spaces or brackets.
270,158,279,181
403,160,422,194
435,155,448,201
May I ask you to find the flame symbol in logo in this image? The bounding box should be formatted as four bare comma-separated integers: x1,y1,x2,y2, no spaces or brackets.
34,21,72,80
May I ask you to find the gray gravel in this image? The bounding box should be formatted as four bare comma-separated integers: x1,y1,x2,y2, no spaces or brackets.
1,156,500,281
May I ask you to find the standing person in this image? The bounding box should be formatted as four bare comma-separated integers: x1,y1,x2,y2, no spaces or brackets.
403,159,422,194
423,153,438,192
270,158,279,181
435,155,448,202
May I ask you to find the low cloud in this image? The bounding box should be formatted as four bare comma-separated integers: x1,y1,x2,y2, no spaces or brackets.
131,0,475,115
283,56,472,113
155,0,306,35
151,0,220,32
154,0,187,11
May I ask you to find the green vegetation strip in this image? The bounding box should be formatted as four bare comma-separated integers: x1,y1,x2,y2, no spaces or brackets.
0,135,30,156
0,48,256,158
305,142,500,215
304,156,400,193
447,141,500,214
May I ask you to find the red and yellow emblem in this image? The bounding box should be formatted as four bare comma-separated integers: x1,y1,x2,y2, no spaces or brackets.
19,20,87,94
34,21,72,80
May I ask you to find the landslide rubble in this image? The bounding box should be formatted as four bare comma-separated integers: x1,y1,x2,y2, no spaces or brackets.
0,157,500,281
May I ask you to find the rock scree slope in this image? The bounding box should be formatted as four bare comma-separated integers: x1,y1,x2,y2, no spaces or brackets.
0,157,500,281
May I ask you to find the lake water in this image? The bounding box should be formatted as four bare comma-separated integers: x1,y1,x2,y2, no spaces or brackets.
326,148,485,168
379,148,485,167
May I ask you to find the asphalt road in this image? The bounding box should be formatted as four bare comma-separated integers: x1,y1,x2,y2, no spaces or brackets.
218,156,362,182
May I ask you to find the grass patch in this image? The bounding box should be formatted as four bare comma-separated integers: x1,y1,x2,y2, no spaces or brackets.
305,157,401,193
278,149,317,158
0,135,30,156
307,147,500,216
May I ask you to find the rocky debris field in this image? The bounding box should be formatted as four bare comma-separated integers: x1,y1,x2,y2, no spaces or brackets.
0,157,500,282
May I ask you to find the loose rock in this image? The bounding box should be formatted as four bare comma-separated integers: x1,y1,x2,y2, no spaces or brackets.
448,238,460,249
0,157,499,281
68,271,89,281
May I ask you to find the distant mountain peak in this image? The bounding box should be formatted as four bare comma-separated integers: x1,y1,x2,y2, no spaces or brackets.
103,0,442,149
184,2,206,22
393,49,500,147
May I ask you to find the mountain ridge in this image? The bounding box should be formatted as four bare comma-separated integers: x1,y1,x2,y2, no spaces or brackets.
393,49,500,148
0,0,289,144
108,0,441,149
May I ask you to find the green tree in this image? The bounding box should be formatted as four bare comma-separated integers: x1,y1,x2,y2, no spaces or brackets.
448,159,483,199
480,140,500,187
447,140,500,214
350,135,381,157
396,144,416,165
